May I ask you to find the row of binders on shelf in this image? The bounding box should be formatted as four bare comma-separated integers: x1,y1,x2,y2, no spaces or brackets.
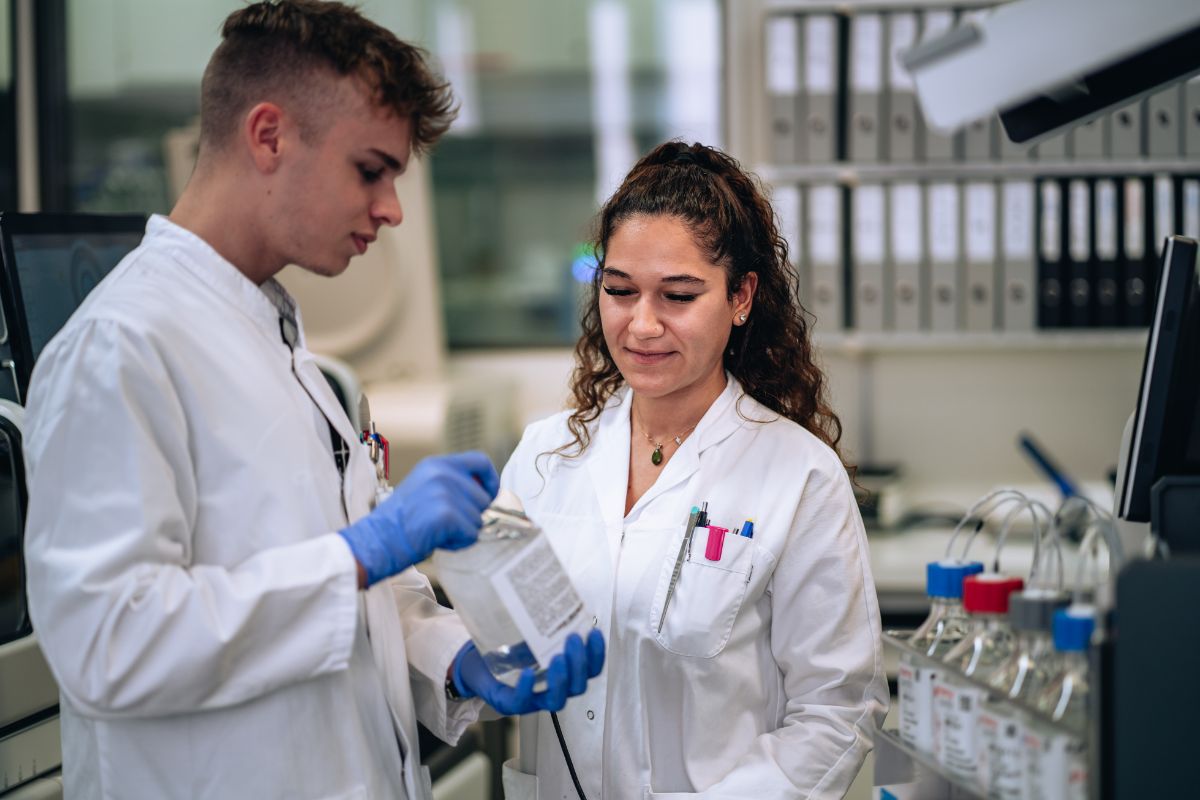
764,8,1200,164
774,174,1200,334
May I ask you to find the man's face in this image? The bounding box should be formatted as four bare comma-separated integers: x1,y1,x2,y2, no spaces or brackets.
273,82,412,277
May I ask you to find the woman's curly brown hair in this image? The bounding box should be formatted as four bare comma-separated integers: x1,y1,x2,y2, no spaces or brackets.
553,141,848,470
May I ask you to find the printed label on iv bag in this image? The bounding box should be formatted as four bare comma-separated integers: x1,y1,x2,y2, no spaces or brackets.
490,537,587,669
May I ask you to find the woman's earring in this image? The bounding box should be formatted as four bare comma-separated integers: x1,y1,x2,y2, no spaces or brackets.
738,313,748,324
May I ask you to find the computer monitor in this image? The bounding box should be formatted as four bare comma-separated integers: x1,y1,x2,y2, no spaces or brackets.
1117,235,1200,525
0,212,146,403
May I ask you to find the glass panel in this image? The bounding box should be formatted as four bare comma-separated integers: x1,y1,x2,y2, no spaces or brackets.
53,0,722,347
0,0,16,210
423,0,723,348
62,0,229,214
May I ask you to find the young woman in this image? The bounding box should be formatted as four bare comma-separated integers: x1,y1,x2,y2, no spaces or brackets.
500,141,887,798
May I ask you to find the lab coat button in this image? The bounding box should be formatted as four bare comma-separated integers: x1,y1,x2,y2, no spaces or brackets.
591,615,598,627
586,710,595,720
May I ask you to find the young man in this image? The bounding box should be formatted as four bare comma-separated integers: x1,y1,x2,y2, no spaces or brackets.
22,3,602,799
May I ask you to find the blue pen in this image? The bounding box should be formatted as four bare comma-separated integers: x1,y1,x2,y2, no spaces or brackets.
740,519,754,538
1018,432,1080,499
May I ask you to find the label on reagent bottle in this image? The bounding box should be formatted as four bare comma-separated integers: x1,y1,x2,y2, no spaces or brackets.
899,655,939,754
933,678,983,782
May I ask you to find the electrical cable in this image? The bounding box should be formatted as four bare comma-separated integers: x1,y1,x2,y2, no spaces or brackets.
551,711,588,800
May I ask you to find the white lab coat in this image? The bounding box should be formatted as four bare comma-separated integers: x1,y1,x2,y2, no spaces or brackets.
23,216,482,800
499,379,888,799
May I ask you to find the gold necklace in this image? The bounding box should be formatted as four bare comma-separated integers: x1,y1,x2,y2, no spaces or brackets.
635,412,699,466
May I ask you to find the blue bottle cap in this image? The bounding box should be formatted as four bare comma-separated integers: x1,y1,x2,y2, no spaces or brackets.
925,559,985,599
1053,606,1096,652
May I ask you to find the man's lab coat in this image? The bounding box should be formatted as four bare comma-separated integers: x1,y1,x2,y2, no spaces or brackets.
501,379,888,799
23,216,480,800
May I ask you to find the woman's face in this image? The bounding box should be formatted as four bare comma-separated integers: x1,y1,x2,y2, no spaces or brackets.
599,214,756,405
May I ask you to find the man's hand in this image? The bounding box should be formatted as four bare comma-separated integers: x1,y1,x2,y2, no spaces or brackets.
339,451,499,587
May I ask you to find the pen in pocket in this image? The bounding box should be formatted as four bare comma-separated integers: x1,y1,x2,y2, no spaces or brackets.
658,505,702,633
704,526,728,561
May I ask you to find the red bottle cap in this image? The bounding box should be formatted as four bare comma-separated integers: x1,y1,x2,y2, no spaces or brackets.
962,573,1025,614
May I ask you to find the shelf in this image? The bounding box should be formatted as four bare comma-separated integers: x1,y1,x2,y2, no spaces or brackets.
764,0,998,11
811,329,1147,354
761,159,1200,184
882,630,1077,736
875,726,988,799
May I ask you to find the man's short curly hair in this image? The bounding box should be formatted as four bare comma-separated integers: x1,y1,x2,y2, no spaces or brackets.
200,0,456,154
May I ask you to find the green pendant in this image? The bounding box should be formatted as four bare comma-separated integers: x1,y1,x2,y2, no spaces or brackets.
651,445,664,466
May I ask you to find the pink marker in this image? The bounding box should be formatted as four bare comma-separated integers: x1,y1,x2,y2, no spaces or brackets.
704,526,729,561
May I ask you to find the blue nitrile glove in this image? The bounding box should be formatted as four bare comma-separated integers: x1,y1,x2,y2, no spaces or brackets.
450,630,606,715
338,451,499,586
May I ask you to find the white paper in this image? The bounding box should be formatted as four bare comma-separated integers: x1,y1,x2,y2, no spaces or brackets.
804,16,836,93
773,184,803,265
808,184,841,266
851,14,883,93
1003,181,1035,260
1040,182,1062,262
1184,179,1200,240
853,185,886,264
1096,179,1118,260
933,678,983,783
966,182,997,262
1124,178,1146,260
927,183,960,263
921,9,955,41
888,13,917,90
1069,179,1090,263
898,655,939,754
890,183,923,263
1154,174,1174,256
764,16,799,95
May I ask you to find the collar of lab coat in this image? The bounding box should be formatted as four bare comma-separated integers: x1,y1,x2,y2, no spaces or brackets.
144,214,309,352
585,374,769,529
143,216,361,492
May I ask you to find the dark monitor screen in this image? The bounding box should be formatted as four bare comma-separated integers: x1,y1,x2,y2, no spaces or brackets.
0,213,146,402
0,414,27,644
0,213,145,641
1118,235,1200,523
11,231,143,361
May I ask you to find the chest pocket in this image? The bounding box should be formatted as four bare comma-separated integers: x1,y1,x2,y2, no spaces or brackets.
648,527,767,658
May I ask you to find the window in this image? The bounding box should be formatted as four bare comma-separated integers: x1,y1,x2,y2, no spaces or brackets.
41,1,230,213
41,0,722,348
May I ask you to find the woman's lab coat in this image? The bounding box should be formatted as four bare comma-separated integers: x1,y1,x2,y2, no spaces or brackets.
500,378,888,799
23,216,480,800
